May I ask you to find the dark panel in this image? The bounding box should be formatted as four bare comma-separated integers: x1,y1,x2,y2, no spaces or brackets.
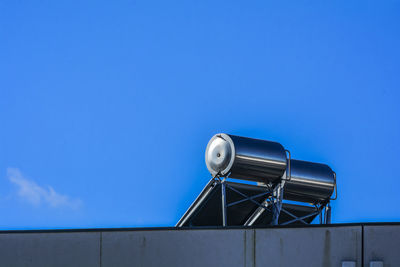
253,203,318,226
180,181,319,227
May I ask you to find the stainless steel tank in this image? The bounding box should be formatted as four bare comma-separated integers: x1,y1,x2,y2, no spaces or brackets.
284,159,335,204
205,133,287,183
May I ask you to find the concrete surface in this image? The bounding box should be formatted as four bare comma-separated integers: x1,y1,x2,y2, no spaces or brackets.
364,225,400,267
101,229,246,267
254,226,361,267
0,224,398,267
0,232,100,267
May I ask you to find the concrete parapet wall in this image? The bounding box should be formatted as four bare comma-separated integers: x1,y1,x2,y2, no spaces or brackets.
0,224,398,267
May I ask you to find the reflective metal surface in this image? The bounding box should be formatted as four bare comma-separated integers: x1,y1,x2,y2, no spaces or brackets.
205,133,287,183
284,159,335,203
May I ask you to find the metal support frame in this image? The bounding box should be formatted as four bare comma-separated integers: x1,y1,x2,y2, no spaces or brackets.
279,208,320,225
211,148,333,227
218,177,273,227
242,149,333,226
325,202,331,224
178,147,335,228
216,175,330,227
221,180,227,227
271,181,284,225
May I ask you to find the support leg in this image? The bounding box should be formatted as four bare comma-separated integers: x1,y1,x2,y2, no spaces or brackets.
244,199,270,226
271,183,284,225
324,203,331,224
221,182,227,227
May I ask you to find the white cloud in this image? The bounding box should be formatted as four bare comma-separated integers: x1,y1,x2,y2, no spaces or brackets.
7,168,82,209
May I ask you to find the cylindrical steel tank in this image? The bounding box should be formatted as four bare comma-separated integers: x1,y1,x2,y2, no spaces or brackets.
284,159,335,204
205,133,287,183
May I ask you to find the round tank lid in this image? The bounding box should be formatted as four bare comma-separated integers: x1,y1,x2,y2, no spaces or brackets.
205,134,235,177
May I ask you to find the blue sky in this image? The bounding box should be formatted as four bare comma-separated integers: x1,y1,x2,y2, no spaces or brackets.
0,0,399,229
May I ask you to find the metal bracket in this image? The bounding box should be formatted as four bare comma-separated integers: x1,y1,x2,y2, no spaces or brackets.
330,172,337,200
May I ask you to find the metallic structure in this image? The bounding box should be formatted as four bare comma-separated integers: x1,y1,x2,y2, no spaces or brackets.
205,134,287,182
177,133,337,227
283,159,336,203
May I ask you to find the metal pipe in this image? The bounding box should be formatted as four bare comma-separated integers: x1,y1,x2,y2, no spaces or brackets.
244,200,270,226
324,203,331,224
176,178,217,227
285,150,291,181
221,182,227,227
330,172,337,200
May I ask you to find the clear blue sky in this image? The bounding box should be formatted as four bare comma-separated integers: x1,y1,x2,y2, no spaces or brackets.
1,0,399,229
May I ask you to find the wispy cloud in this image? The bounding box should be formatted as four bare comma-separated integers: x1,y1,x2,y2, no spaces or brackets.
7,168,82,209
